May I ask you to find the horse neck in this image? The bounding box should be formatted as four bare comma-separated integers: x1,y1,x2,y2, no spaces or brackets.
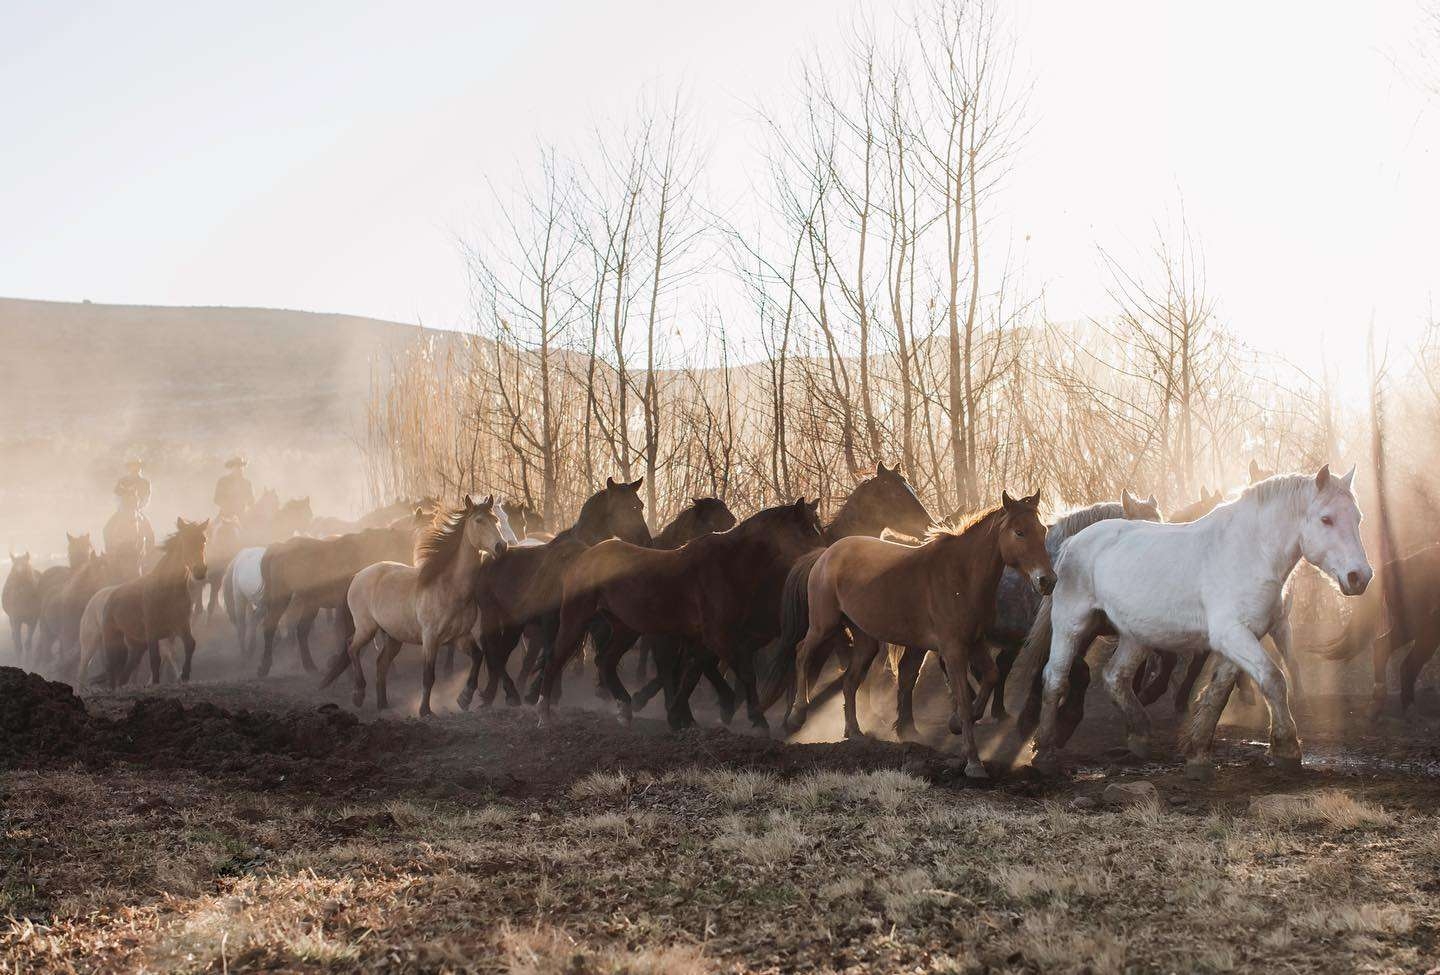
149,546,191,586
1208,495,1305,585
653,511,697,550
426,535,485,593
929,515,1007,607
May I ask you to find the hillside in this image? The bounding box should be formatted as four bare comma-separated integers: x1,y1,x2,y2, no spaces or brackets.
0,298,441,553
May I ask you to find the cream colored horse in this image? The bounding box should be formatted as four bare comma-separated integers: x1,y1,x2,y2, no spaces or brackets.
346,495,508,716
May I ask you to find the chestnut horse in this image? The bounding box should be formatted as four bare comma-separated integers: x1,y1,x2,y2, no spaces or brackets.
540,499,825,729
106,519,209,685
34,544,144,669
785,493,1054,775
461,478,652,711
344,496,508,715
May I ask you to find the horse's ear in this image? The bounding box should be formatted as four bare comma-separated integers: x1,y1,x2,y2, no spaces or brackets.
1146,494,1158,509
1340,465,1356,491
606,477,616,489
1122,489,1140,517
414,506,425,519
876,462,889,476
1024,491,1040,508
176,517,186,530
198,519,210,532
1002,491,1015,508
66,532,74,543
808,498,821,513
628,478,644,492
482,494,494,509
1249,459,1263,482
1315,464,1331,491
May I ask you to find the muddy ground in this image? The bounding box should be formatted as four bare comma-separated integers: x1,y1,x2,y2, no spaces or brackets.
5,619,1440,973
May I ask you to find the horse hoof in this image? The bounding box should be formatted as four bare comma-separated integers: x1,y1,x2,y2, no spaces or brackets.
1271,754,1303,772
964,759,989,780
1183,759,1215,782
718,706,736,726
615,703,633,727
843,725,866,741
1031,750,1062,778
750,714,770,733
783,711,807,736
456,691,473,712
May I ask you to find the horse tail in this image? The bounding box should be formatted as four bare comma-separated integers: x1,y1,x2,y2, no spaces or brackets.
1005,593,1054,732
756,549,822,709
1313,565,1388,661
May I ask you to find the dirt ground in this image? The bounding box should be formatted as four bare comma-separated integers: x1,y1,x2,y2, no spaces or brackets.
6,619,1440,973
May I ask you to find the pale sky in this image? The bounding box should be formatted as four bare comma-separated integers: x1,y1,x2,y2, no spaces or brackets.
3,1,1437,383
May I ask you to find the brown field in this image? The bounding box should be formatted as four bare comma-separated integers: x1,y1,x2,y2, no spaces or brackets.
5,624,1440,974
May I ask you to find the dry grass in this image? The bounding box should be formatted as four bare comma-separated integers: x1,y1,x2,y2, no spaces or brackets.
4,764,1440,974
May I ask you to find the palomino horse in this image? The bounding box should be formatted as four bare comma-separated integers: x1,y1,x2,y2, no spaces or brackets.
786,493,1054,774
754,463,936,713
462,478,652,711
1032,466,1371,777
262,525,418,677
540,499,825,730
3,553,42,661
221,546,266,656
345,495,508,715
191,515,242,620
104,485,154,557
106,519,209,685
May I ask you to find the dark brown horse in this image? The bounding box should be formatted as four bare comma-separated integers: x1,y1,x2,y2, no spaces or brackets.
262,526,417,677
540,498,825,729
618,497,740,725
1319,542,1440,715
502,500,548,539
461,478,652,711
3,553,42,660
785,493,1054,770
106,520,209,685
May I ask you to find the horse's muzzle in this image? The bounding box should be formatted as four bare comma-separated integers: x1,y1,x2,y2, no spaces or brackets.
493,540,509,557
1339,566,1372,597
1033,572,1057,596
190,564,208,581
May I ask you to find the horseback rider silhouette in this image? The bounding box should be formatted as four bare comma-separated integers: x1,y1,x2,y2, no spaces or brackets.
109,459,155,553
214,456,255,520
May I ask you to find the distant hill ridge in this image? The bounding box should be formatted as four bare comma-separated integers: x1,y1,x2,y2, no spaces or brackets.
0,297,442,446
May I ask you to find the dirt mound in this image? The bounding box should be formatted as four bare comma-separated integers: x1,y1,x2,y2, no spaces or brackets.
0,668,92,764
0,667,458,793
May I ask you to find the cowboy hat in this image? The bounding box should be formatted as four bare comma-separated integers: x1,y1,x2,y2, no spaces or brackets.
225,456,247,469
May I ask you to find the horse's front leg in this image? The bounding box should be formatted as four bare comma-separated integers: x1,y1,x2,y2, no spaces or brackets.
594,621,640,726
1177,652,1239,779
374,633,403,711
1033,604,1092,776
934,639,986,778
1211,623,1301,770
1101,635,1152,759
179,623,197,682
294,605,320,674
841,630,882,739
893,646,925,742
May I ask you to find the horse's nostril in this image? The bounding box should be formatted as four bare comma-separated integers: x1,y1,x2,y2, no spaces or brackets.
1346,570,1360,589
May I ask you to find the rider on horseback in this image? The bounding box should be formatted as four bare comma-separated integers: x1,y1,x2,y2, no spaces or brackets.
215,456,255,519
110,458,155,553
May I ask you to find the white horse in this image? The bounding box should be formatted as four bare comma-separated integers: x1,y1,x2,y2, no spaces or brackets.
222,546,267,656
1034,466,1371,777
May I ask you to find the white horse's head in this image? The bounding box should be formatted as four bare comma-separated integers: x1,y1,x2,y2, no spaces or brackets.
1299,464,1371,596
492,498,520,545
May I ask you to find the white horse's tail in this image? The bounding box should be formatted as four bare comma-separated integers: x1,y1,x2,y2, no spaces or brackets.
1004,594,1054,724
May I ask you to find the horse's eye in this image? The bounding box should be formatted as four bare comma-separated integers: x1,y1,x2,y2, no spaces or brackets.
1015,529,1025,538
1321,515,1333,527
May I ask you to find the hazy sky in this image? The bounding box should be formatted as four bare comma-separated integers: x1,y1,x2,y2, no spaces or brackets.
3,1,1437,379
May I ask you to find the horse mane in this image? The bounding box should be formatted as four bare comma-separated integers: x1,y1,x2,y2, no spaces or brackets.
415,507,470,586
925,503,1006,542
1233,473,1320,514
653,503,702,549
1048,501,1124,547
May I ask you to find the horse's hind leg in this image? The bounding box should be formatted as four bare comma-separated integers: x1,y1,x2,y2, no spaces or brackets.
294,606,320,674
840,630,882,739
1177,653,1240,779
702,656,737,725
9,619,22,663
419,635,441,717
595,622,640,726
374,632,404,711
1399,615,1440,712
346,619,380,708
1174,651,1208,713
987,640,1021,721
1101,635,1152,759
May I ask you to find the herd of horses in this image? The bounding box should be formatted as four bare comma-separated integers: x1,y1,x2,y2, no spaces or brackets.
2,457,1426,777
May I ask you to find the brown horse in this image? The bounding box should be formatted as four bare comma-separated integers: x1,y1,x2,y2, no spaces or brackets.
612,497,740,725
106,520,209,685
461,478,652,711
261,525,418,677
344,496,508,715
501,500,548,539
785,493,1053,773
753,463,936,715
3,553,42,660
541,498,825,729
240,494,315,546
34,544,144,669
37,533,96,607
